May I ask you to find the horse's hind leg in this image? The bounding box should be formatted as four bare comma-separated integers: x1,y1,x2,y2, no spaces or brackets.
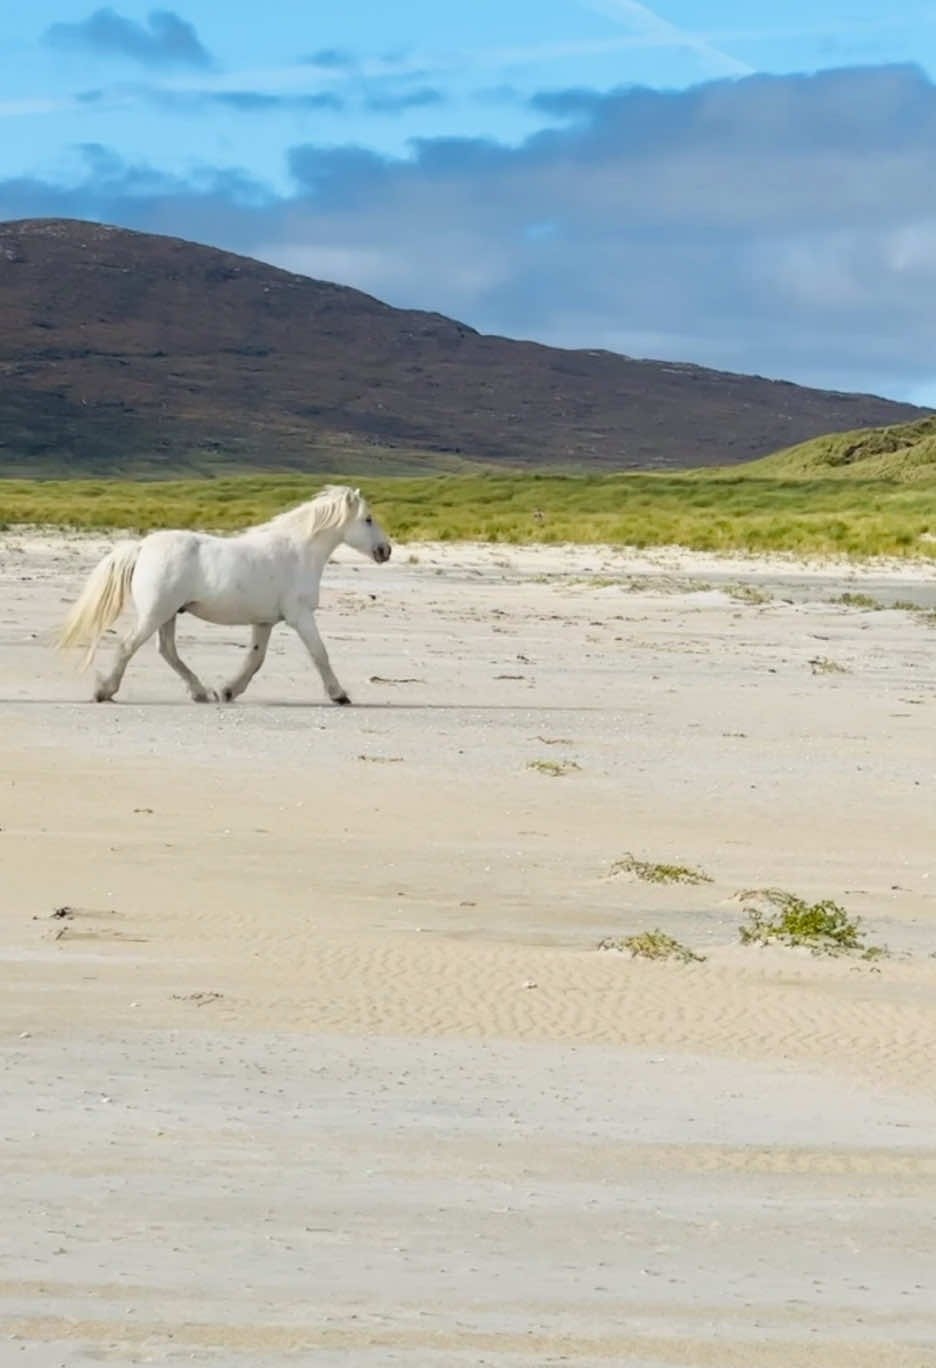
219,623,273,702
94,548,193,702
158,617,215,703
94,617,160,701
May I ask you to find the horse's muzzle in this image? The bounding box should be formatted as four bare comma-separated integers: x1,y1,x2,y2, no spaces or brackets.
373,543,392,564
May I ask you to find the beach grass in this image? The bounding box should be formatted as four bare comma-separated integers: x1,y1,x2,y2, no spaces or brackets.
2,414,936,558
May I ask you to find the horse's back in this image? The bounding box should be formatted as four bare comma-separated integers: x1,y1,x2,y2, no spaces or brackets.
141,527,216,553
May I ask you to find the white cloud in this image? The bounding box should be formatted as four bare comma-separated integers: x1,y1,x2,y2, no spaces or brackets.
886,221,936,274
5,65,936,399
0,97,73,117
579,0,754,76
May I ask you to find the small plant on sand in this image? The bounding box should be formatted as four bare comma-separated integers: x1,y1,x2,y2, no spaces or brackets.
737,888,884,957
832,591,881,610
570,574,620,588
895,602,936,626
809,655,848,674
610,854,713,885
729,583,771,605
599,929,706,963
527,758,581,777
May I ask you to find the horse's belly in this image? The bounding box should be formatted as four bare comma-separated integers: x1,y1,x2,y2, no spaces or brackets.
184,595,277,627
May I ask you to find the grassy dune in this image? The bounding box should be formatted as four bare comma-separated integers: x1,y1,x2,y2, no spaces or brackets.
741,413,936,481
1,416,935,558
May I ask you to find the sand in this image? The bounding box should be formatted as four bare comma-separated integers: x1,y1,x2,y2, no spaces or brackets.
1,530,935,1366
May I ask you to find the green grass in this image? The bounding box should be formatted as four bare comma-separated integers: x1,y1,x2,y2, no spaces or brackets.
610,855,713,885
737,889,885,957
0,465,929,557
2,413,936,557
598,930,706,963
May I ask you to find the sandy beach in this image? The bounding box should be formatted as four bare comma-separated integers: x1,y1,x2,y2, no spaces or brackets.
1,529,935,1366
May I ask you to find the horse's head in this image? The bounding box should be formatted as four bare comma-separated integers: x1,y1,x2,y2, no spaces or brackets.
341,488,392,564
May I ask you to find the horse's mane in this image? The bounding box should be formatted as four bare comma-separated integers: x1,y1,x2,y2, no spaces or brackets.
258,485,364,539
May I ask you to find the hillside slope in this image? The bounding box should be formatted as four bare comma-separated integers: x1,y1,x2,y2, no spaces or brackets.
742,415,936,481
0,217,927,475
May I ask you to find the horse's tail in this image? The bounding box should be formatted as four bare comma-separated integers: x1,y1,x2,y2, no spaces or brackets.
57,540,141,670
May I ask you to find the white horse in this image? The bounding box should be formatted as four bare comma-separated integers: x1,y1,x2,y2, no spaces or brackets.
57,484,392,704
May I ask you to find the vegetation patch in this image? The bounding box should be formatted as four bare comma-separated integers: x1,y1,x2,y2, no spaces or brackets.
893,600,936,626
527,758,581,777
737,889,885,957
598,929,706,963
610,854,713,885
832,591,881,609
809,655,848,674
728,583,771,604
570,574,621,588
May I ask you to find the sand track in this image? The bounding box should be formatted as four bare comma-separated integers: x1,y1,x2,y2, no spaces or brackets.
1,533,935,1365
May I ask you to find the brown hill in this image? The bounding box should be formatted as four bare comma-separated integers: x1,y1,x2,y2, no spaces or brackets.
0,217,926,476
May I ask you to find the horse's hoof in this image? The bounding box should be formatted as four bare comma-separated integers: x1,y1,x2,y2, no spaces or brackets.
191,690,213,704
221,687,235,703
93,690,114,703
333,693,351,706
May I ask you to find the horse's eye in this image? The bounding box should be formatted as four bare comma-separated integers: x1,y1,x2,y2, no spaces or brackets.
365,516,373,525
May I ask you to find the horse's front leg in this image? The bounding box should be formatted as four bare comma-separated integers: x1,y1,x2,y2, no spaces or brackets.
286,609,350,705
219,623,273,702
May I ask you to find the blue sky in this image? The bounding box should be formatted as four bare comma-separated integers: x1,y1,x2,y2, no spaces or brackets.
4,2,936,402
